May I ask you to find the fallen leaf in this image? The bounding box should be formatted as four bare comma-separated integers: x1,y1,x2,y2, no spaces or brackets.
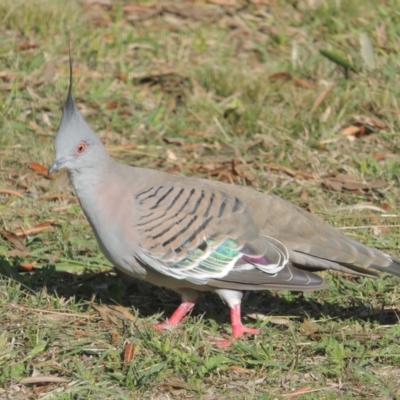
161,378,190,390
184,129,215,141
269,71,292,81
92,304,135,324
82,0,112,7
249,0,273,4
0,81,26,91
0,71,18,82
123,342,135,363
299,317,320,335
37,194,75,201
230,365,253,374
0,188,25,198
7,249,30,257
321,105,332,123
342,125,363,136
122,4,156,13
133,70,189,95
74,330,93,337
164,4,216,20
111,330,119,345
29,161,55,179
105,100,127,110
42,112,51,126
17,263,35,272
18,42,38,51
115,73,127,82
294,78,317,89
92,304,119,324
299,188,309,201
378,202,391,211
282,386,313,398
372,225,389,235
208,0,237,5
217,171,235,184
167,149,178,161
323,173,386,192
264,163,314,180
123,4,159,20
0,229,27,251
13,221,57,237
231,159,257,185
353,115,388,130
108,305,136,322
373,153,386,161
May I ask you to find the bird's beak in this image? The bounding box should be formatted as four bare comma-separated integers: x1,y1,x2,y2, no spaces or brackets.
48,158,66,176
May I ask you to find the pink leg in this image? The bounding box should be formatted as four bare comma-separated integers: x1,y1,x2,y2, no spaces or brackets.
213,303,260,348
231,303,259,338
154,301,196,331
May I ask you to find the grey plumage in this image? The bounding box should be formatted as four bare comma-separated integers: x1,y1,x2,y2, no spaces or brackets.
49,62,400,345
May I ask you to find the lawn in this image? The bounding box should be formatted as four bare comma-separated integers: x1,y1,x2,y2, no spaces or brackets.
0,0,400,398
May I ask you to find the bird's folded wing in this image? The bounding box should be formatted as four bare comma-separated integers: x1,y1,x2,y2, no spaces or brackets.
208,262,329,291
134,184,288,284
244,195,397,276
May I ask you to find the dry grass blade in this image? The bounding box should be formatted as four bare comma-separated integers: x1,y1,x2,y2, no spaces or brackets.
20,376,70,385
0,303,92,319
310,83,334,114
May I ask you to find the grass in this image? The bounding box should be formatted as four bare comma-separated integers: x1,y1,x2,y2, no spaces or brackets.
1,0,400,398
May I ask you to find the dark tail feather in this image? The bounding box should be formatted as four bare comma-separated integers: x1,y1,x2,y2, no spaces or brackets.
373,257,400,278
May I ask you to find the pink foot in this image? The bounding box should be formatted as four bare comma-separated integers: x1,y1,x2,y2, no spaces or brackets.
154,301,195,331
231,303,259,339
232,325,260,338
211,304,259,347
210,337,232,348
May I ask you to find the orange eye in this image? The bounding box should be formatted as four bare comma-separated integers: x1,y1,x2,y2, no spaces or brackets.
76,142,87,154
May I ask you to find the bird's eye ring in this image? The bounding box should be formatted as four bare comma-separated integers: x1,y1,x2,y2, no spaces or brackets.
76,142,87,154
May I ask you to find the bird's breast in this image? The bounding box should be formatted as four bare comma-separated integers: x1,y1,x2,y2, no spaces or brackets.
71,172,146,278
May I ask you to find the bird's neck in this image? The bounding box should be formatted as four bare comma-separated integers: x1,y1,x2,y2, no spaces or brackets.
68,155,117,207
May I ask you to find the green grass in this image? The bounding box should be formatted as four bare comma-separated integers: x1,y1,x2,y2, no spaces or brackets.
1,0,400,398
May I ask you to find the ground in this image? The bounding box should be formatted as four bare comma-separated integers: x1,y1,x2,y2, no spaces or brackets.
0,0,400,399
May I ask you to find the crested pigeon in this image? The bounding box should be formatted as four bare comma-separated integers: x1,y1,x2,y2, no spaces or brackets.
49,62,400,346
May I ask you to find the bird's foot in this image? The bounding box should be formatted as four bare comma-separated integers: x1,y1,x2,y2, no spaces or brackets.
210,324,260,348
154,322,175,331
210,337,232,348
232,324,260,338
154,301,195,331
210,304,260,347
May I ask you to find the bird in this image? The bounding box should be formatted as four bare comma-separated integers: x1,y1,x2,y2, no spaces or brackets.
48,60,400,347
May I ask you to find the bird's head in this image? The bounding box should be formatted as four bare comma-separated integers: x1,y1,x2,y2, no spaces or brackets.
48,58,106,175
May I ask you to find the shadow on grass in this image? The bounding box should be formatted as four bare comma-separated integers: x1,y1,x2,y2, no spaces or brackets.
0,255,398,328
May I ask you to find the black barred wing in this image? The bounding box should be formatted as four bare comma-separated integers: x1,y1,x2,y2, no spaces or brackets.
134,185,288,284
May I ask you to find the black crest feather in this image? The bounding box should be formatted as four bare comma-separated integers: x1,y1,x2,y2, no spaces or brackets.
63,47,76,118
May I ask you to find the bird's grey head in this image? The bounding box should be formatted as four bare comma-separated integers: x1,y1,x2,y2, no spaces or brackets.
48,59,107,175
